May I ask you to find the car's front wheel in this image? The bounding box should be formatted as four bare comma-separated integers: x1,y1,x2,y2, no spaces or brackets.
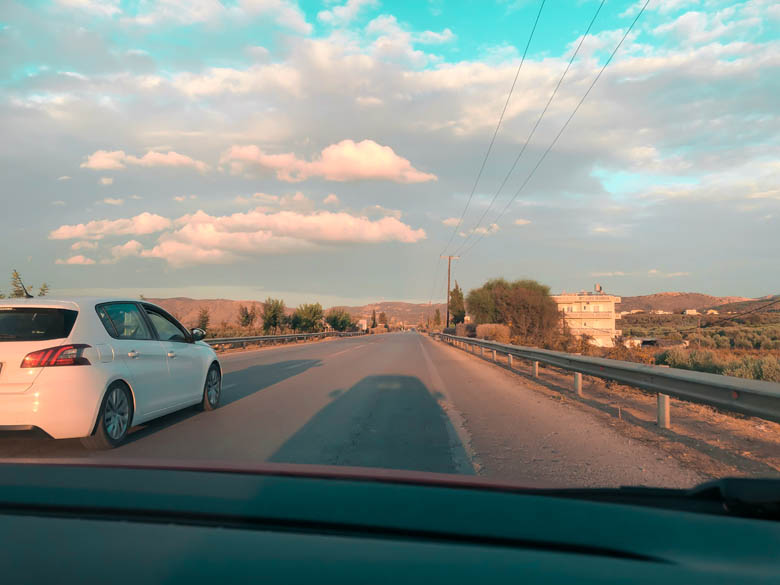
81,382,133,450
199,363,221,411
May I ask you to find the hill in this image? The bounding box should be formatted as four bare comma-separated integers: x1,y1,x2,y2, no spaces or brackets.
708,295,780,314
616,292,753,313
330,301,446,325
146,297,444,328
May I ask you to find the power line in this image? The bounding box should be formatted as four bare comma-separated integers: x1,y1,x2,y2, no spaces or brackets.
677,297,780,332
438,0,547,257
460,0,651,259
453,0,605,256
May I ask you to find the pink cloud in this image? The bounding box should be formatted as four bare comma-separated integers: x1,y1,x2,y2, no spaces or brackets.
81,149,209,172
49,212,172,240
220,139,437,183
55,255,96,265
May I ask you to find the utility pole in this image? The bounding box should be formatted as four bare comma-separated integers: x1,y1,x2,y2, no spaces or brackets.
440,255,459,328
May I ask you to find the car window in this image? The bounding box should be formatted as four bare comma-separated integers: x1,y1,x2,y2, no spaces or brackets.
100,303,153,340
0,308,78,341
146,310,188,342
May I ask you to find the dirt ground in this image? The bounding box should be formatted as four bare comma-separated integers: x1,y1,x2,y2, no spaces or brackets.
449,342,780,481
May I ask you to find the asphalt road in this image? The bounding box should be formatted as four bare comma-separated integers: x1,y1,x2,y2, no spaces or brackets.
0,332,703,488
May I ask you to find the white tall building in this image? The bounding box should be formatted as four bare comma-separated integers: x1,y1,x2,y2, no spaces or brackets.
551,290,622,347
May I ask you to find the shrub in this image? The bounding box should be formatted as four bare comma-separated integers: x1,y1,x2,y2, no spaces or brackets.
476,323,511,343
455,323,476,337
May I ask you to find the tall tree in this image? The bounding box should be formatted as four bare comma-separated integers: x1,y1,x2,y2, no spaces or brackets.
10,269,28,298
378,311,388,325
262,298,286,334
196,307,210,331
291,303,324,332
237,304,257,328
371,309,377,328
449,281,465,324
433,308,442,328
37,283,50,297
326,308,353,331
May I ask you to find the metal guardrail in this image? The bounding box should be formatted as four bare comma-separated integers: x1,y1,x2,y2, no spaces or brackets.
432,333,780,425
207,331,364,349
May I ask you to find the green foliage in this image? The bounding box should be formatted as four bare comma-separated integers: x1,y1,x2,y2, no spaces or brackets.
655,348,780,382
466,278,560,346
37,283,49,297
433,308,442,328
371,309,377,329
326,308,353,331
237,304,257,328
292,303,324,332
476,323,511,343
378,311,388,325
196,307,210,331
10,269,29,298
262,298,286,334
449,281,466,325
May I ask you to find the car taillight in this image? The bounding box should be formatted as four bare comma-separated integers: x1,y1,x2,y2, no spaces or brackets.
21,344,91,367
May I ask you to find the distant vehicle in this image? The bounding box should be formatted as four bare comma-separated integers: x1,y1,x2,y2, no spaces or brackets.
0,298,221,448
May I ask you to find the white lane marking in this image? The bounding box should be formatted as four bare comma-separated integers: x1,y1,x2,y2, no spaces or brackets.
330,343,367,357
222,383,237,390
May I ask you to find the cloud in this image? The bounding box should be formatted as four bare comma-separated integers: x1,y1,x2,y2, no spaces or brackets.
172,64,301,97
81,150,209,172
129,194,142,200
514,218,531,226
441,217,459,226
220,139,437,183
590,271,627,277
55,255,96,265
109,239,143,260
51,200,66,206
71,240,98,250
99,177,114,185
416,28,455,44
173,195,198,202
101,197,123,205
318,0,378,26
57,175,71,181
56,0,121,17
323,194,340,205
138,208,426,266
49,212,173,240
648,269,690,278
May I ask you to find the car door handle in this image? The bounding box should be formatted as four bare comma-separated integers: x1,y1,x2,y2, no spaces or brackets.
127,350,139,359
167,351,176,358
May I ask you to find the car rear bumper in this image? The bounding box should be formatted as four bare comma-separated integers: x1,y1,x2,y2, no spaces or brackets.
0,367,110,439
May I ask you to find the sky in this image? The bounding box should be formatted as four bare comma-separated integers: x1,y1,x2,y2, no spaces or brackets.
1,0,778,306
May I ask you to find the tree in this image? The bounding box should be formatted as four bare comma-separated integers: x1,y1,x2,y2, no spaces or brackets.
371,309,377,328
237,304,257,328
196,307,210,331
449,281,465,324
37,283,49,297
433,308,442,329
326,308,353,331
378,311,388,325
262,298,286,334
466,278,561,346
10,269,29,298
291,303,324,332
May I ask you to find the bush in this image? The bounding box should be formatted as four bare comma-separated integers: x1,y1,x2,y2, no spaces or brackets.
476,323,511,343
443,327,456,335
655,348,780,382
455,323,476,337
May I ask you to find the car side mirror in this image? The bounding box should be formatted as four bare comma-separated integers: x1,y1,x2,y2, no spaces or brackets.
191,328,206,342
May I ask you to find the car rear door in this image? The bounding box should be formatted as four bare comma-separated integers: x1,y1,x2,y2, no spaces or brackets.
96,303,169,417
141,305,204,407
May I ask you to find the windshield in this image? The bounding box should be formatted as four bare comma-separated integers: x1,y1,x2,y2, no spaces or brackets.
0,0,778,495
0,308,78,341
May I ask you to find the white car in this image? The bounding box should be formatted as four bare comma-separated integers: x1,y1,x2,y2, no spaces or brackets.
0,298,222,449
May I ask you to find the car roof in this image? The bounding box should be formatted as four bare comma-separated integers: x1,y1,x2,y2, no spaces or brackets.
0,297,155,310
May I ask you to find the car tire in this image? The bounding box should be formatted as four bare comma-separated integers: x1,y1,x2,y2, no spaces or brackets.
81,382,133,450
199,363,221,411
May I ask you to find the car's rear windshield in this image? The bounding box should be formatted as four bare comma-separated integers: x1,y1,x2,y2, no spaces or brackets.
0,308,78,341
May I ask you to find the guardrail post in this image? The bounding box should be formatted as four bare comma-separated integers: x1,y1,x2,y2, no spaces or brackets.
657,394,670,429
574,372,582,397
507,354,513,369
480,346,484,357
492,349,497,362
533,361,539,378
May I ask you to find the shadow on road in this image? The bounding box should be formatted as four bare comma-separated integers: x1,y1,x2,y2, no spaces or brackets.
270,375,468,474
221,359,322,406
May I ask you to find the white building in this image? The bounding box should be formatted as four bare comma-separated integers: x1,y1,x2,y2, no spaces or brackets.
552,290,622,348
